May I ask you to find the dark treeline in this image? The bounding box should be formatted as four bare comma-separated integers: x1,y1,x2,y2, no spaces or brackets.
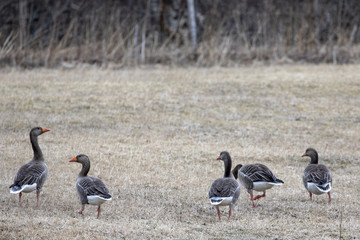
0,0,359,67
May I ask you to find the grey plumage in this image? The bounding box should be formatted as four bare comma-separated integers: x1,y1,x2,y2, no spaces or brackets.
9,127,50,207
70,154,111,218
209,178,240,200
302,148,332,203
10,161,48,191
209,151,240,221
233,163,283,207
76,176,112,204
303,165,332,191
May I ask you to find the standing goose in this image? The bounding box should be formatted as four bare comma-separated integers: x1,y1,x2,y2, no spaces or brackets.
301,148,332,203
9,127,50,207
232,163,284,208
69,154,112,219
209,151,240,221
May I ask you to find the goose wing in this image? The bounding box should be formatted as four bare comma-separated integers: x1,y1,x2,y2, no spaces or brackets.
77,176,111,199
10,161,48,189
209,178,240,198
241,164,278,183
303,164,332,185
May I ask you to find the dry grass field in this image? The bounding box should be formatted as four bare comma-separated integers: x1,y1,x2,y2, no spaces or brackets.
0,65,359,239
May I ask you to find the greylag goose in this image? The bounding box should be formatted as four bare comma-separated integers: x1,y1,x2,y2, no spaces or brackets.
232,163,284,207
209,151,240,221
301,148,332,203
9,127,50,207
69,154,112,219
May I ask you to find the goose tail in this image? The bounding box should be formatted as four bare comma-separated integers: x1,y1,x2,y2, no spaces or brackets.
273,178,284,185
9,185,22,194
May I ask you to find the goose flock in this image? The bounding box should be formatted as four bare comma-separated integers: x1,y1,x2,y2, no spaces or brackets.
209,150,332,220
10,127,333,221
9,127,112,219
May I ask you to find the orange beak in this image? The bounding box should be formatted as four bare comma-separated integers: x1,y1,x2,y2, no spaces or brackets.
69,157,77,162
42,128,50,133
217,156,221,160
301,153,306,157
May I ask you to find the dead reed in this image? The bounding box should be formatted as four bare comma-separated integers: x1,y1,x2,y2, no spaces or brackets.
1,1,360,68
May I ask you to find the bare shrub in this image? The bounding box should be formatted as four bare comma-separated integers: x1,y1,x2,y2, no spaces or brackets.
0,0,359,67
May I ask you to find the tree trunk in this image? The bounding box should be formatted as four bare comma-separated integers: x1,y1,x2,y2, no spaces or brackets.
187,0,197,51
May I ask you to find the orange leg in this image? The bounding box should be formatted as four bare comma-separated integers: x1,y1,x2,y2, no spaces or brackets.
328,192,331,204
250,193,256,208
97,206,101,219
309,192,312,200
227,207,232,220
253,192,266,200
216,207,221,221
36,192,40,207
78,205,85,215
19,192,22,207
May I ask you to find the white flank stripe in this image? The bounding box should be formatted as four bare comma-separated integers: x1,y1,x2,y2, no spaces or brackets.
87,195,112,205
10,183,37,194
209,197,233,206
307,182,331,195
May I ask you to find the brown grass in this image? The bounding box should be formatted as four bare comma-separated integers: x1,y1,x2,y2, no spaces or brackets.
0,65,359,239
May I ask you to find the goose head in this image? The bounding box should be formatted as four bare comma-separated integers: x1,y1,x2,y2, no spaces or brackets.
30,127,50,137
70,154,91,177
301,148,318,164
217,151,233,178
231,164,243,180
217,151,231,162
69,154,90,164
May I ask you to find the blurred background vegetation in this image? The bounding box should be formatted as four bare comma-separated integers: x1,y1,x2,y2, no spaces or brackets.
0,0,359,68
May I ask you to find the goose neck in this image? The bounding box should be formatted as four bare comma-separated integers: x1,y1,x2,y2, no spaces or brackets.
79,160,90,177
30,133,43,160
309,152,318,164
223,156,232,178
